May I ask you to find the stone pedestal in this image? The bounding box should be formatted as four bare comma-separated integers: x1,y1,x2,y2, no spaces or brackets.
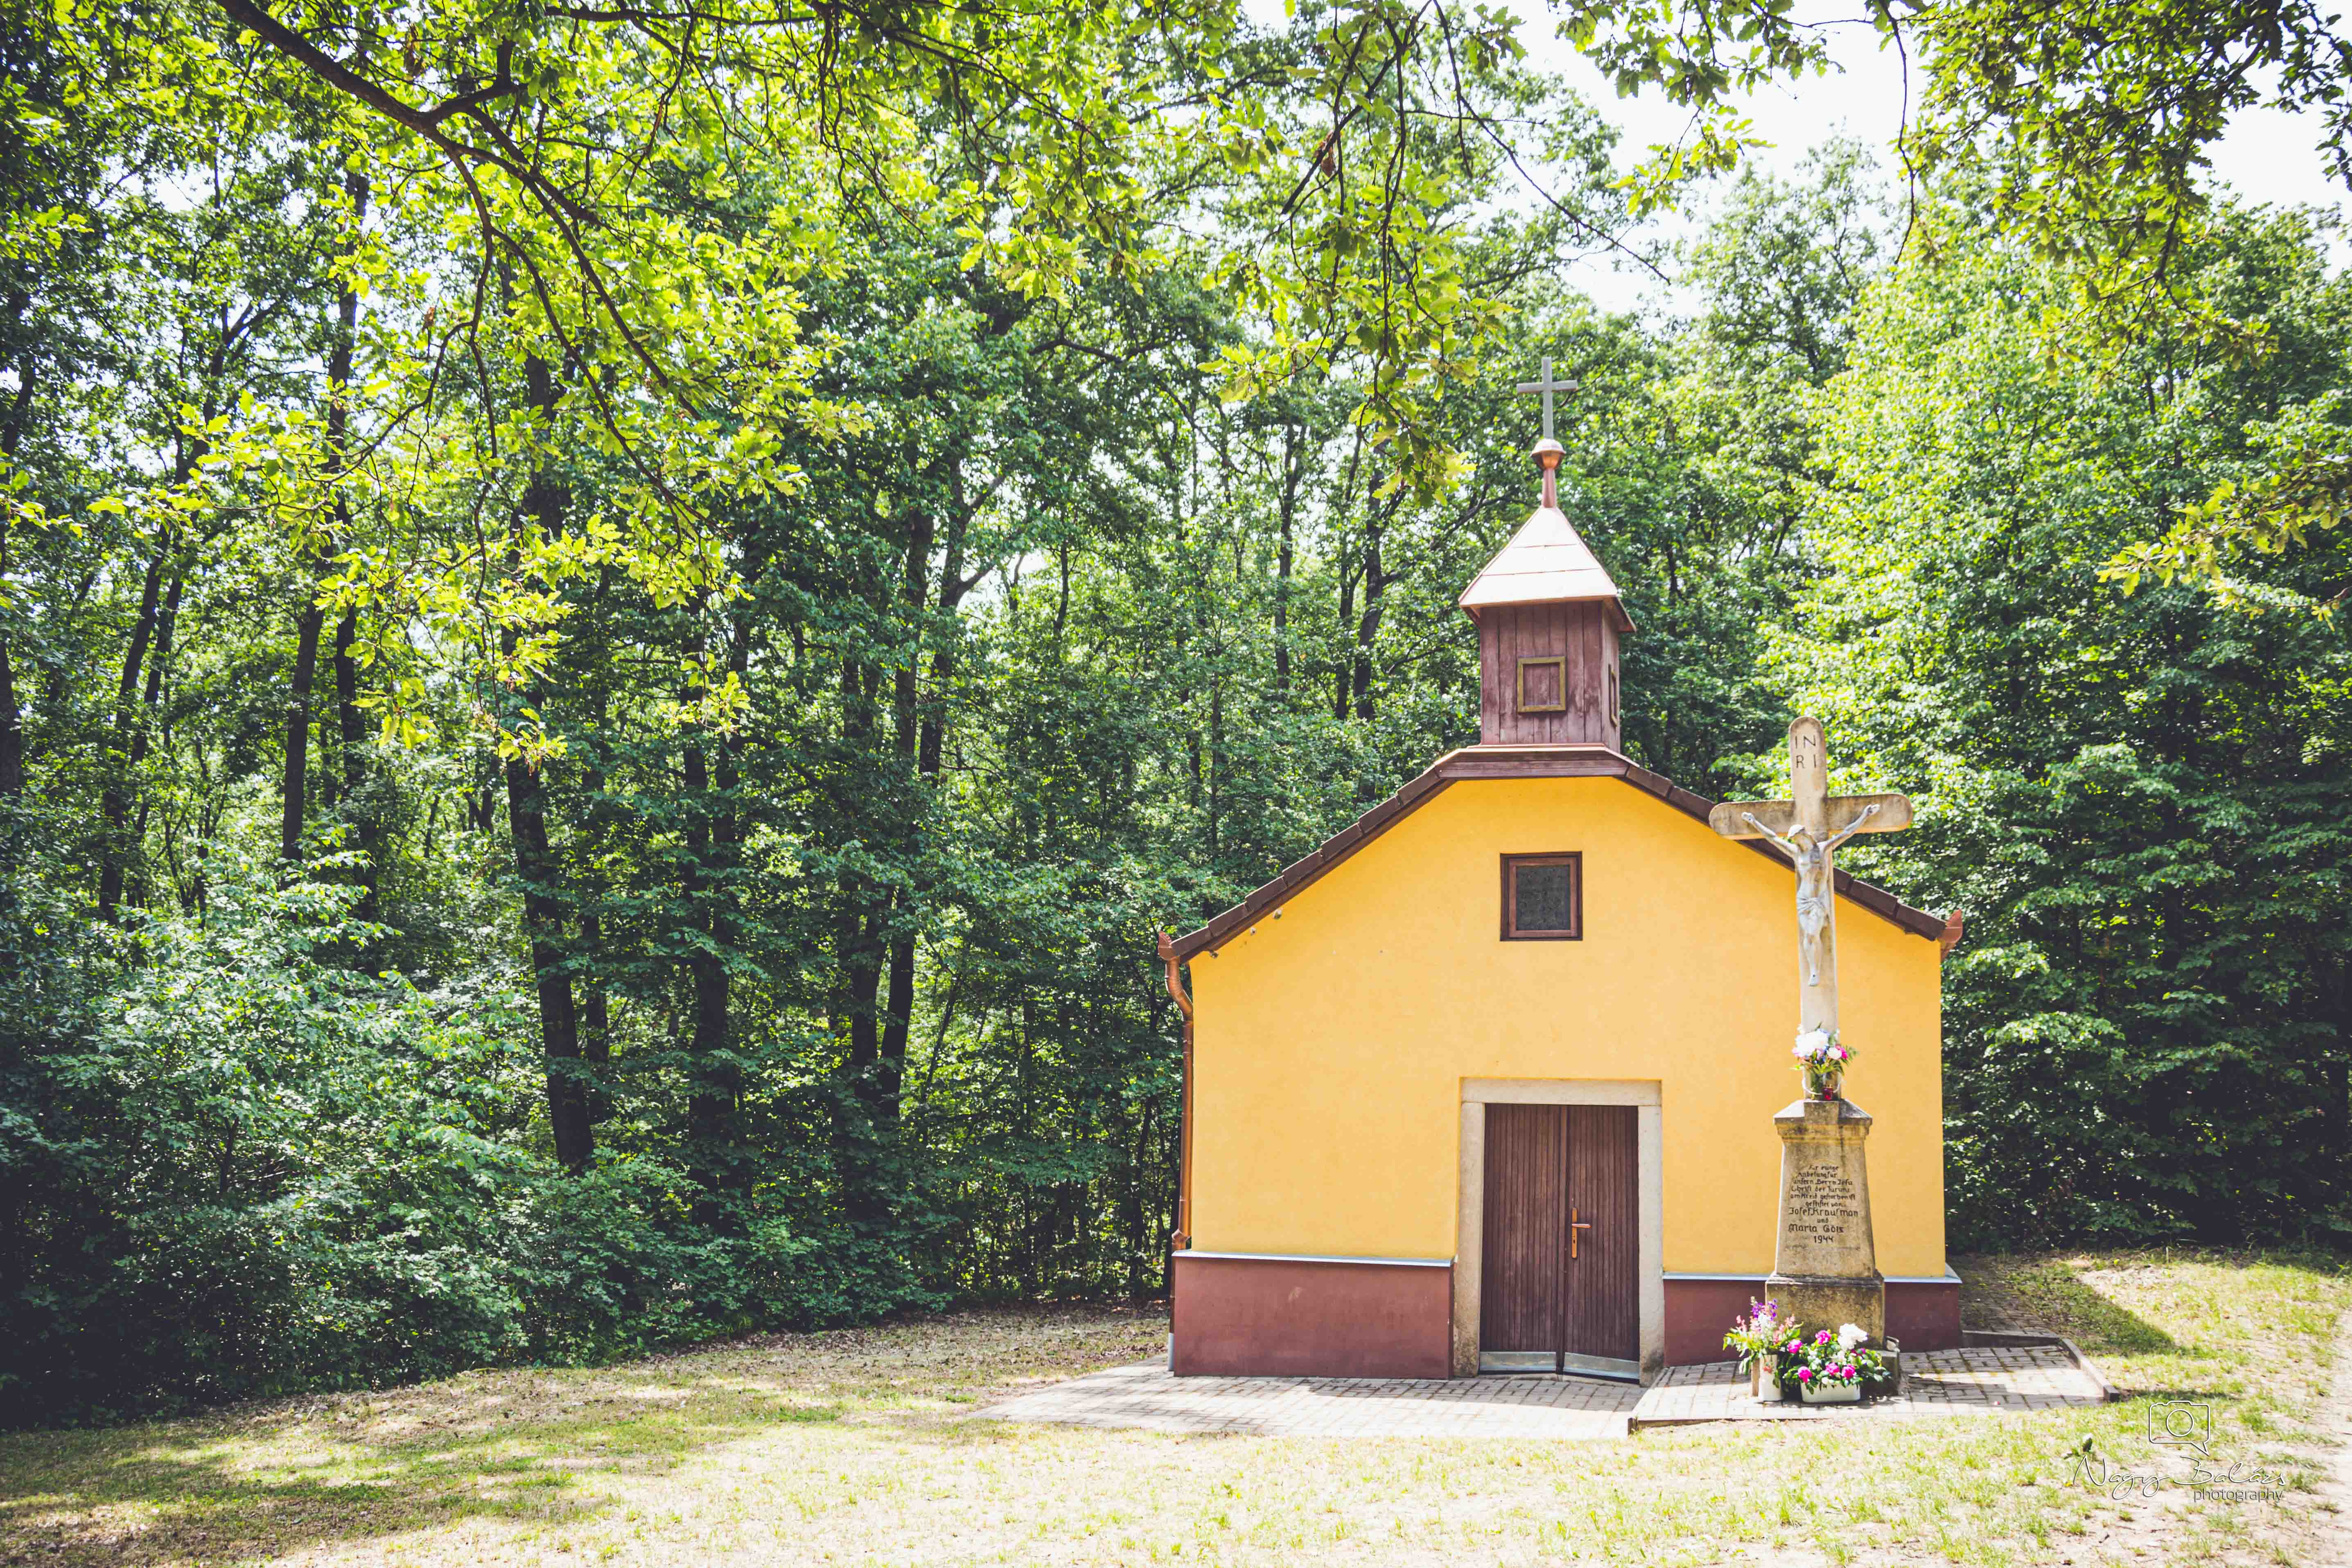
1765,1097,1885,1344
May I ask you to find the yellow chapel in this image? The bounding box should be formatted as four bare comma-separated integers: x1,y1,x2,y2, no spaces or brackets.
1158,442,1961,1383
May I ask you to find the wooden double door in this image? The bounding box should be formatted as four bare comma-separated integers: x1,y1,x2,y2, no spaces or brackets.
1479,1103,1640,1375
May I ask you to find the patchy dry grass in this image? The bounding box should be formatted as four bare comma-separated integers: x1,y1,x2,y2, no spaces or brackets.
0,1253,2344,1567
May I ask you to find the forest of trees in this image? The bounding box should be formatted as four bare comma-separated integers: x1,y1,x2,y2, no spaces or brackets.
2,0,2348,1423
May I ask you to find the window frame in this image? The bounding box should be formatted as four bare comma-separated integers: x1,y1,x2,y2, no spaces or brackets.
1515,655,1567,714
1501,852,1583,941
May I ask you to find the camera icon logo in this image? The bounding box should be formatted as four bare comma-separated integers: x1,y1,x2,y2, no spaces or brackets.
2148,1397,2212,1456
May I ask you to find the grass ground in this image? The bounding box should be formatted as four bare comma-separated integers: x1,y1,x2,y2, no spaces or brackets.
0,1249,2343,1567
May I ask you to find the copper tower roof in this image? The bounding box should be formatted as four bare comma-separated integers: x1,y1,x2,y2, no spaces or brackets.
1458,503,1634,633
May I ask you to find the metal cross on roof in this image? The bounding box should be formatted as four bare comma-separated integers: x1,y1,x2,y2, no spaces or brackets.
1514,356,1578,442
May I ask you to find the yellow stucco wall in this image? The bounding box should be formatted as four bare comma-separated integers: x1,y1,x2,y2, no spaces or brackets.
1187,774,1947,1278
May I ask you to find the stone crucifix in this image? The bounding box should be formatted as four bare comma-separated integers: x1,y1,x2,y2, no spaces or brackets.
1708,718,1913,1036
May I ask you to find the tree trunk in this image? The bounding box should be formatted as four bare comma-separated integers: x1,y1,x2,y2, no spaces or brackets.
833,644,889,1225
681,727,729,1121
577,908,611,1121
510,350,591,1172
284,171,368,869
130,573,184,778
329,603,383,913
874,492,939,1124
1273,421,1302,696
1207,679,1222,855
0,600,17,800
468,756,499,832
0,351,35,798
333,611,363,779
681,611,751,1200
507,747,592,1171
1350,508,1390,723
1332,547,1354,721
2329,958,2351,1204
833,873,888,1229
1123,1097,1154,1298
114,569,183,905
576,690,612,1124
96,548,167,918
280,601,324,862
877,467,984,1138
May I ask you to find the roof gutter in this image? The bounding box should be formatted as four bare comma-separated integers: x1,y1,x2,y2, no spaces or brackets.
1158,930,1195,1252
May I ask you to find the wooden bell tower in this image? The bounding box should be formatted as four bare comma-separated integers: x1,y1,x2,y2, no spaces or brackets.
1459,426,1633,749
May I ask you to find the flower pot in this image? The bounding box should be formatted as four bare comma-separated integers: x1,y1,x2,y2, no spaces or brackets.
1807,1069,1844,1101
1798,1379,1862,1405
1751,1356,1783,1402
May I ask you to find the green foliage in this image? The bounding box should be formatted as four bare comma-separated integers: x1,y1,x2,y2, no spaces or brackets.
1774,203,2352,1247
2,0,2347,1432
0,854,844,1419
1552,0,2352,587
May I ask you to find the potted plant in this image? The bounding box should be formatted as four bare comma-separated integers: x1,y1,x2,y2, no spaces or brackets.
1722,1300,1794,1401
1791,1029,1854,1100
1781,1324,1895,1404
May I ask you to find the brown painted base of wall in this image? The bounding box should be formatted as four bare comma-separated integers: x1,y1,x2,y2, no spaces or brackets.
1885,1277,1962,1351
1171,1254,1454,1379
1663,1278,1762,1367
1173,1261,1953,1376
1665,1276,1959,1365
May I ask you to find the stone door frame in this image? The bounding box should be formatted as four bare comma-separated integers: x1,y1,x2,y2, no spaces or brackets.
1454,1078,1665,1380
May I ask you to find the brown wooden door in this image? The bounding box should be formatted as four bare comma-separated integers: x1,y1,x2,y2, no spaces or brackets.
1480,1103,1639,1371
1479,1104,1568,1360
1563,1105,1639,1363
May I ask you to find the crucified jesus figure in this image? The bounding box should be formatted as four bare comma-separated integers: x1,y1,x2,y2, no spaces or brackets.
1741,803,1883,986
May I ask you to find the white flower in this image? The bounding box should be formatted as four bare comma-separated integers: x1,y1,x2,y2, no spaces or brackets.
1837,1323,1868,1351
1793,1029,1832,1059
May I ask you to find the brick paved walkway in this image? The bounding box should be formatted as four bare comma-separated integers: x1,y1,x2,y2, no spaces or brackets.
977,1342,2110,1439
1630,1343,2111,1428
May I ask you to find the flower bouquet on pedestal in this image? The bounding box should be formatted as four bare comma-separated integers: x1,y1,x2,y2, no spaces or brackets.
1722,1299,1793,1402
1781,1323,1894,1404
1792,1029,1853,1100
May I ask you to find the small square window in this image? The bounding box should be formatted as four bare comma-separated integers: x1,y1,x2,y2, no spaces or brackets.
1502,853,1582,940
1516,656,1566,713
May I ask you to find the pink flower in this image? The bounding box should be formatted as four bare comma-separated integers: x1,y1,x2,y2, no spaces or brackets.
1785,1340,1802,1354
1815,1330,1831,1345
1797,1367,1814,1382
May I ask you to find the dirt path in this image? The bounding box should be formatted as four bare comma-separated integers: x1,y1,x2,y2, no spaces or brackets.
3,1262,2346,1568
2320,1313,2352,1568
